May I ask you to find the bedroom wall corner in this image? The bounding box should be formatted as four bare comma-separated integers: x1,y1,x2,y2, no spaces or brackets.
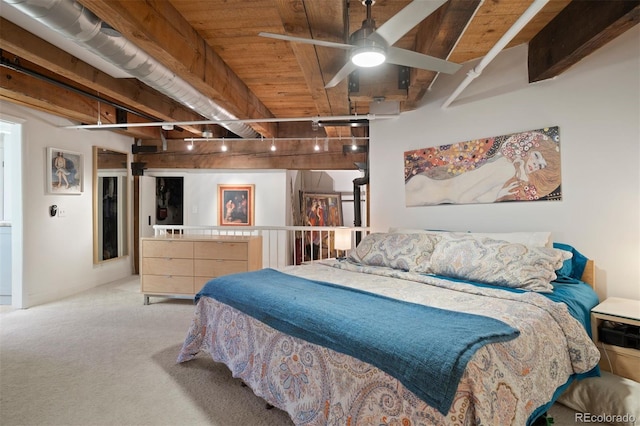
368,26,640,300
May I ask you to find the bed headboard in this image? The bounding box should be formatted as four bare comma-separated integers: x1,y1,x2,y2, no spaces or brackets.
581,259,596,290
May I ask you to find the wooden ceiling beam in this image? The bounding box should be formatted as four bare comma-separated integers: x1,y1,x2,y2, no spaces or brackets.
406,0,481,109
528,0,640,83
135,138,365,170
78,0,278,138
0,18,206,136
273,0,350,138
0,66,158,139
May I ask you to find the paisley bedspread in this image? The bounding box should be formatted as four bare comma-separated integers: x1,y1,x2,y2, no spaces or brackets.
177,260,600,426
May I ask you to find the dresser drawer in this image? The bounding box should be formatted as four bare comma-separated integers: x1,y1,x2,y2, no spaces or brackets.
142,240,193,258
142,275,194,294
140,236,261,304
142,257,193,276
194,259,247,277
195,241,247,260
194,276,212,292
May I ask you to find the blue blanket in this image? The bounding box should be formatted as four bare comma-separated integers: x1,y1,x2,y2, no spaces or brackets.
196,268,520,415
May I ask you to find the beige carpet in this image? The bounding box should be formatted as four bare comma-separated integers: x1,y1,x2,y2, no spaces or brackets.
0,276,607,426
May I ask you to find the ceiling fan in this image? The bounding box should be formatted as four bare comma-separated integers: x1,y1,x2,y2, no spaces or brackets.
259,0,462,88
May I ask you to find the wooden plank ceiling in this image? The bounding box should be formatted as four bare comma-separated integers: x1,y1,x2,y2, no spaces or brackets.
1,0,638,169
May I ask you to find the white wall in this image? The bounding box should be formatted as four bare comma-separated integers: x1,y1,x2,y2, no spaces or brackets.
370,26,640,300
0,102,133,307
146,169,288,226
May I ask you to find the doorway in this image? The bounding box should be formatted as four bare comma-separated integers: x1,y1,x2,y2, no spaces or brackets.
155,177,184,226
0,118,24,308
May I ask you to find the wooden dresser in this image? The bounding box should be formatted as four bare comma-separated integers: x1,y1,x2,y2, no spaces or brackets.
140,235,262,304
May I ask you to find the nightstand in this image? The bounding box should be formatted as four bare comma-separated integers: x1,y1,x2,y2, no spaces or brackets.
591,297,640,382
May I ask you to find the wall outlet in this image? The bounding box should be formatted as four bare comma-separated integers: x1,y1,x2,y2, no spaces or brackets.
58,208,66,217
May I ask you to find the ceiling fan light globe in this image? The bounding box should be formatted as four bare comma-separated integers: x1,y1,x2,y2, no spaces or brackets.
351,48,386,67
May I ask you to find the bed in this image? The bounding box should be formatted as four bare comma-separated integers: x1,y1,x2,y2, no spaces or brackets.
177,231,601,425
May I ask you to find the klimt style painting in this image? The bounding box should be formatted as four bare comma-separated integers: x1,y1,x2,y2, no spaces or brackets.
404,126,562,206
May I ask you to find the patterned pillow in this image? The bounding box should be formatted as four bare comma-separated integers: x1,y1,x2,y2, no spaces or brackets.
430,236,572,292
348,233,441,273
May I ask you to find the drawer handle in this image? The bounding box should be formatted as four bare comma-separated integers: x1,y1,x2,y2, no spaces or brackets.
165,275,173,278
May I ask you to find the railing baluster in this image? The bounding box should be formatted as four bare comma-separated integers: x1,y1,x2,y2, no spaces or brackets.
150,225,370,268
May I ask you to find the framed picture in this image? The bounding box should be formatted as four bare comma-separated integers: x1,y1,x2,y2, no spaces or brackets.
218,184,254,226
47,147,83,194
404,126,562,206
301,192,343,227
299,192,343,261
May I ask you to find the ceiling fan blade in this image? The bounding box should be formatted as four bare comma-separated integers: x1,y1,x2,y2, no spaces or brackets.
258,32,353,50
325,62,357,88
386,46,461,74
374,0,448,45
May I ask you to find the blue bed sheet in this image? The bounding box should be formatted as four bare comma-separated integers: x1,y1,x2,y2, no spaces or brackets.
432,274,599,335
431,273,601,425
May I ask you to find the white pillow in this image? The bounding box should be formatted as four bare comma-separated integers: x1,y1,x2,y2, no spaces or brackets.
348,232,441,273
388,228,552,248
429,236,570,292
557,371,640,426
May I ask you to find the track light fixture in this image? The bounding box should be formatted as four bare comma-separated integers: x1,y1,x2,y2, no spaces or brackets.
64,114,395,130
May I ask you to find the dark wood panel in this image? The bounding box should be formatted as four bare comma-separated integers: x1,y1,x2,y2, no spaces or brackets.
529,0,640,83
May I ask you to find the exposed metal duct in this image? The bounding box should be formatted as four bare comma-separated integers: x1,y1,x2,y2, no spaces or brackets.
3,0,259,139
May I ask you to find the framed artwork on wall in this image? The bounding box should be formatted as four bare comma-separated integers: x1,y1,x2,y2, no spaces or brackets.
301,192,343,227
299,192,343,261
47,147,83,194
218,184,254,226
404,126,562,206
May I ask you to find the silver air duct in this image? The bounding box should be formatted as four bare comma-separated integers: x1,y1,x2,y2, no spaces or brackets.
3,0,259,139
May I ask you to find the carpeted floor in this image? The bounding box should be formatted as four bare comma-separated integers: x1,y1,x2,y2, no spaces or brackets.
0,276,608,426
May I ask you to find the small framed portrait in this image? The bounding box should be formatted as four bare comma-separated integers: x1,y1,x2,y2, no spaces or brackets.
47,147,83,194
218,184,255,226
